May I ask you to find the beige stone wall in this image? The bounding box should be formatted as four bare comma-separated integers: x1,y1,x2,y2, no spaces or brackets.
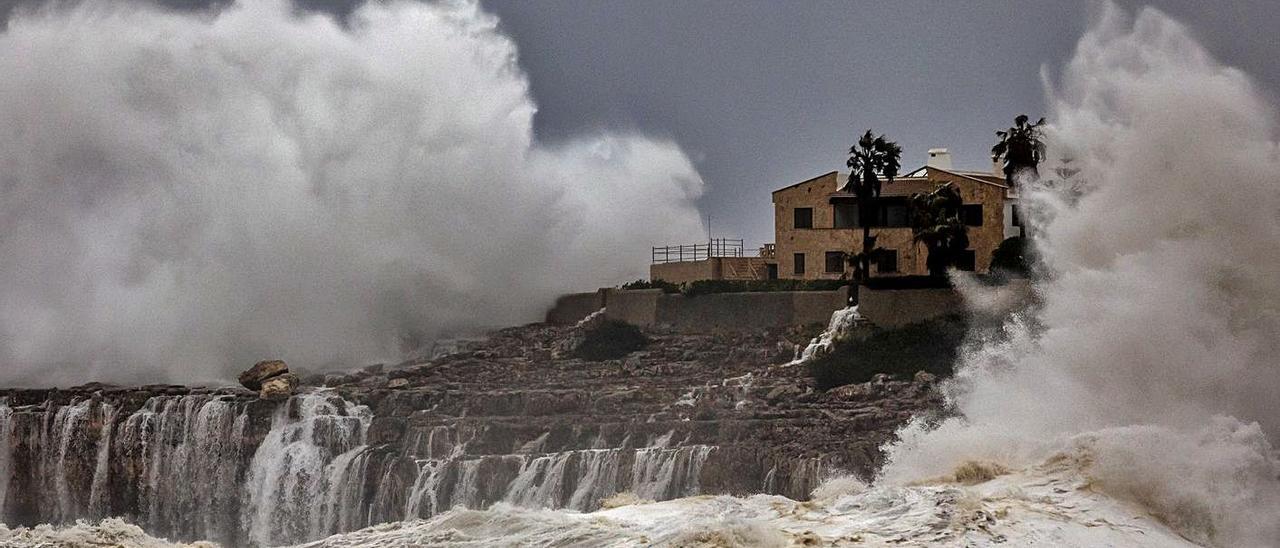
603,288,663,327
601,287,849,332
650,260,715,284
772,168,1011,279
855,286,964,328
718,257,771,280
544,290,605,324
649,257,771,284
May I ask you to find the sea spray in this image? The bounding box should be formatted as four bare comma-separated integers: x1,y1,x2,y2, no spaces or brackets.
879,4,1280,545
0,0,706,386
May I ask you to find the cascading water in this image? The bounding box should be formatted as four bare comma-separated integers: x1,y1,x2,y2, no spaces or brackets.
0,391,719,546
242,393,372,546
496,440,711,511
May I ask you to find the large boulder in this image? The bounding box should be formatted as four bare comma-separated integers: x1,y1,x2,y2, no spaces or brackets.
259,373,299,400
238,360,289,391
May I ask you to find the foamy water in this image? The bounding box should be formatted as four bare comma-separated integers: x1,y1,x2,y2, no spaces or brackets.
289,454,1194,547
2,446,1195,547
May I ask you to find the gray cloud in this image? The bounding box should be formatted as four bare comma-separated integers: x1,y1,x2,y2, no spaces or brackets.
481,0,1280,248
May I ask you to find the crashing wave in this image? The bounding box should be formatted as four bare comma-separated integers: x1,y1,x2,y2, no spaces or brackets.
289,433,1201,547
3,446,1195,548
0,518,215,548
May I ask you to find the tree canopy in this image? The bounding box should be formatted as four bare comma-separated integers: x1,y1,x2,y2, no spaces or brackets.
844,130,902,282
909,183,970,278
991,114,1046,187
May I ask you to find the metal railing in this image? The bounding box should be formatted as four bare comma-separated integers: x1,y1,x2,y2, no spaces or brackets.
652,238,744,264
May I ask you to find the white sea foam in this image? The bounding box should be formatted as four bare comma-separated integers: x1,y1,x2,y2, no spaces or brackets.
285,444,1196,547
0,518,216,548
0,453,1196,548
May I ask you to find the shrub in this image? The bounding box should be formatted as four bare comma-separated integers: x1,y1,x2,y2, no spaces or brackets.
573,320,649,361
990,236,1034,276
807,314,968,390
618,278,848,296
679,278,847,296
620,279,681,293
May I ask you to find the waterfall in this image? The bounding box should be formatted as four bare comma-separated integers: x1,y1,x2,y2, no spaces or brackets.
404,458,448,518
242,393,372,546
49,400,91,522
0,402,11,513
0,391,718,546
566,449,623,510
115,395,247,543
87,402,116,517
632,445,713,501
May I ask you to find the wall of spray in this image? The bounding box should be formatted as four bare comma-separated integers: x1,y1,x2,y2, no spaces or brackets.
0,0,707,385
881,5,1280,546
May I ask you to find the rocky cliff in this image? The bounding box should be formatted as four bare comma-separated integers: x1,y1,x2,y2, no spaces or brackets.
0,320,942,546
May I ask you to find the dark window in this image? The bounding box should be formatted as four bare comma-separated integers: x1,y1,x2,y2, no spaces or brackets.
877,249,898,273
833,204,858,228
793,253,806,275
794,208,813,229
962,204,983,226
884,204,909,227
1010,204,1024,227
767,263,779,280
825,252,845,273
956,249,976,271
832,198,911,228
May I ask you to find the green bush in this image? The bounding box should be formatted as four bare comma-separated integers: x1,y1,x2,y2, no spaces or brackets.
573,320,649,361
680,278,847,296
619,278,847,296
807,314,968,390
620,279,681,293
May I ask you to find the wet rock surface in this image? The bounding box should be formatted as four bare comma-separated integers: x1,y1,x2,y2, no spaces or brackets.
324,323,944,489
237,360,289,391
0,321,943,546
258,372,299,400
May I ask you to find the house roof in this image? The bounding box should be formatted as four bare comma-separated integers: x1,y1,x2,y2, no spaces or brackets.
770,170,839,195
773,166,1007,197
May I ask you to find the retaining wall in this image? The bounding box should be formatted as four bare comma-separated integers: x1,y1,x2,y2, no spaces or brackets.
548,280,1033,331
854,279,1033,328
546,286,851,331
545,290,605,325
854,286,963,328
603,289,664,327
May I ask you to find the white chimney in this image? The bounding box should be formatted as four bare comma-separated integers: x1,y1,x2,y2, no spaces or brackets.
927,148,953,170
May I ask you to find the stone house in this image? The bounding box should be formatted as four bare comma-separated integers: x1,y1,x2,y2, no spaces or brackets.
771,149,1023,279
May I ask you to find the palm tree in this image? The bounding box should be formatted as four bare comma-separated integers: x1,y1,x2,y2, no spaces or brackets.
909,183,969,278
844,130,902,281
991,114,1046,187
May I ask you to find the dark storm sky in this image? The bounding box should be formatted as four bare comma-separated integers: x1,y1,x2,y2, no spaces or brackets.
3,0,1278,246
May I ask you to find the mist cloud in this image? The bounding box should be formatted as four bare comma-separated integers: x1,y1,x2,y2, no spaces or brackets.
0,0,705,385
